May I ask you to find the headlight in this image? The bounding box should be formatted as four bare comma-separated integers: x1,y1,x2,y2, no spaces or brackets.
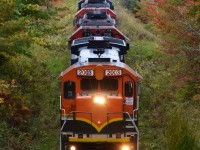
70,145,76,150
122,145,130,150
93,96,105,104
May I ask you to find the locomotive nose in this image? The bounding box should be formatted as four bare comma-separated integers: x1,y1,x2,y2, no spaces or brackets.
95,64,104,80
91,95,123,128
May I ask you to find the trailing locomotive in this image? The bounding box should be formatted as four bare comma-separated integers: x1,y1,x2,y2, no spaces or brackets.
74,10,116,29
60,1,141,150
78,0,114,11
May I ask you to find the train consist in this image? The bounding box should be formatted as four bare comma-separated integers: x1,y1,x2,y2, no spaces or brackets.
60,0,141,150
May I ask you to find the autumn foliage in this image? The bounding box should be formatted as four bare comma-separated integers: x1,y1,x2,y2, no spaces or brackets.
138,0,200,91
139,0,199,52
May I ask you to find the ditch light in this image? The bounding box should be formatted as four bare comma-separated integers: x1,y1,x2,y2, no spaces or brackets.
70,145,76,150
121,145,130,150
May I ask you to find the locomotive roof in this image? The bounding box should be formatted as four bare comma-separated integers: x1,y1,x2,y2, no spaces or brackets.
68,26,129,44
75,8,116,19
77,11,115,27
78,48,120,63
78,0,114,11
86,11,108,19
71,36,128,55
81,2,110,9
87,0,105,4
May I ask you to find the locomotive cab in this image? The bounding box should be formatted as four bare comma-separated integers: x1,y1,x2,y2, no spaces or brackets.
60,62,141,150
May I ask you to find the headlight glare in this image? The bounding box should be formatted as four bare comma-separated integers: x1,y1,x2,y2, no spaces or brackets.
99,97,105,104
70,145,76,150
93,96,105,104
122,145,130,150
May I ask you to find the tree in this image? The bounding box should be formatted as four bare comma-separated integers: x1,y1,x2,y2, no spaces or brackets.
0,0,53,149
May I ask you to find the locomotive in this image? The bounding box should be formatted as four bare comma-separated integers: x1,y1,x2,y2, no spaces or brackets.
60,0,141,150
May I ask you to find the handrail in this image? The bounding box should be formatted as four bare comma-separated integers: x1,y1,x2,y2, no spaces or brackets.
60,120,67,132
107,112,139,150
70,111,93,124
60,95,66,119
107,112,139,134
60,109,66,116
133,108,138,118
60,111,93,132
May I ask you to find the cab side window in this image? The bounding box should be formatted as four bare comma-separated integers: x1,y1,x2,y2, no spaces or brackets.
64,81,75,99
125,81,133,97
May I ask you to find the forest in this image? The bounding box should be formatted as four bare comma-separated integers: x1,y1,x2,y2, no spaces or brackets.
0,0,199,149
